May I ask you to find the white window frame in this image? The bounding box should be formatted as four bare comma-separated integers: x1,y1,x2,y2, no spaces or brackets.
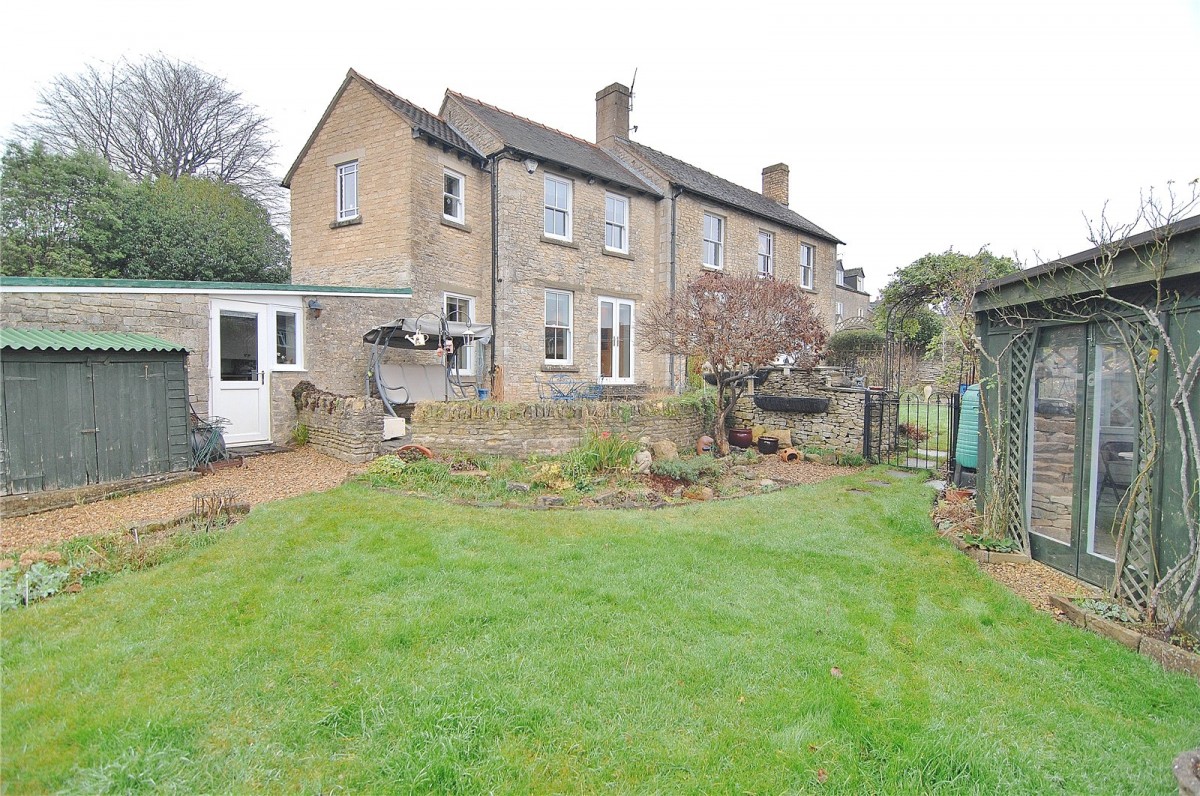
757,231,774,278
604,193,629,253
272,305,305,371
800,243,815,289
858,306,866,318
703,213,724,269
336,161,358,222
443,292,475,377
597,296,636,384
836,264,846,287
544,173,573,241
443,169,465,223
835,301,844,323
544,289,574,366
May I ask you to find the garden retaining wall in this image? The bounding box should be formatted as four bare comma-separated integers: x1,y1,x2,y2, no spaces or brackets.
732,370,870,456
410,399,706,457
293,383,399,463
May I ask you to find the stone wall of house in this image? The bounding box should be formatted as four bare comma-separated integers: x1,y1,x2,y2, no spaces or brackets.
292,382,396,463
731,369,870,455
409,398,705,457
289,79,417,288
655,194,841,330
488,156,667,401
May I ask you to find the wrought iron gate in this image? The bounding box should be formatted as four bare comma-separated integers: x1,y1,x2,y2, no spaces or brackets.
864,389,961,470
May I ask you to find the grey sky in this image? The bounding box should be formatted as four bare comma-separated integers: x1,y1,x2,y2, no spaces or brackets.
2,0,1197,294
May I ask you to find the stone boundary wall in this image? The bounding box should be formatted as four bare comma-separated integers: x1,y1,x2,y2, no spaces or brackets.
411,399,706,457
293,383,394,463
732,369,869,455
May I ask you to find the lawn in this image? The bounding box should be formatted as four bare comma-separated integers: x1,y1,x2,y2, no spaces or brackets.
3,468,1197,793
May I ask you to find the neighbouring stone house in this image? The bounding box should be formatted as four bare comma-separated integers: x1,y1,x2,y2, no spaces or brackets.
285,71,845,401
833,261,872,328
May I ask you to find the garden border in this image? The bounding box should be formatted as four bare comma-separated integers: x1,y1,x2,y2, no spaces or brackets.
1048,595,1200,679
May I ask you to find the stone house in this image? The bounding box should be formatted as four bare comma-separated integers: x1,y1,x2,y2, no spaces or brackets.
285,71,845,401
833,261,873,328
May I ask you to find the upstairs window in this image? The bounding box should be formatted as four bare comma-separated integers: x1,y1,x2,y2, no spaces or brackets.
605,193,629,253
835,301,844,323
544,174,572,240
703,213,724,268
443,169,465,223
757,231,774,277
336,161,358,221
800,243,815,289
836,263,846,287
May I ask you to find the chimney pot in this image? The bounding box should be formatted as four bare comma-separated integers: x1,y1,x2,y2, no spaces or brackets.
762,163,789,206
596,82,631,145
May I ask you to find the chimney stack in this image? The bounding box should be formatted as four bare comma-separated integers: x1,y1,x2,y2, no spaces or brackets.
762,163,789,206
595,83,631,145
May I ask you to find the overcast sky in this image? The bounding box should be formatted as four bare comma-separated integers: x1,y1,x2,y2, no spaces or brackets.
2,0,1197,294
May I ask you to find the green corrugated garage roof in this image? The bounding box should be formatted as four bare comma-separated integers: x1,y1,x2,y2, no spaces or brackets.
1,329,188,353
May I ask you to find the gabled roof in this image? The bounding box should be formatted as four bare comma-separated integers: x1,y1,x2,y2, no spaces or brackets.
445,91,661,197
283,70,482,188
621,140,844,244
843,266,865,278
1,329,187,353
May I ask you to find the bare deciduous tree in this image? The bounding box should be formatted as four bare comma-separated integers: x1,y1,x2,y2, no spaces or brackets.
641,272,828,455
18,55,281,214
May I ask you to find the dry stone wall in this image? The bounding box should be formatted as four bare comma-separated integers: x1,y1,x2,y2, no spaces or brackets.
410,398,705,457
732,369,868,455
292,382,395,463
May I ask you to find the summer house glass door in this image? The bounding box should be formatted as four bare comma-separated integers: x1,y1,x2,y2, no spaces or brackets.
1025,323,1132,587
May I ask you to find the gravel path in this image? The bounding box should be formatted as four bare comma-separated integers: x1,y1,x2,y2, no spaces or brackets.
1,448,362,553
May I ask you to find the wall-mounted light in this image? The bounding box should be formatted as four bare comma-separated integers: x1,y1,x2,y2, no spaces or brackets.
522,158,538,174
307,299,324,318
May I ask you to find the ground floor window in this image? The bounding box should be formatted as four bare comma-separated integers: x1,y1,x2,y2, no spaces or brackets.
545,290,573,364
598,297,634,383
444,293,475,376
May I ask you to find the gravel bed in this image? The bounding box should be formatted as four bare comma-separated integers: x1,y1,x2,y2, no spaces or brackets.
979,559,1101,613
2,448,362,553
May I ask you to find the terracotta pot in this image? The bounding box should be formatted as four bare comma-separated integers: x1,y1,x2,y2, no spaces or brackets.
696,435,714,455
757,436,780,455
778,447,800,463
728,428,753,449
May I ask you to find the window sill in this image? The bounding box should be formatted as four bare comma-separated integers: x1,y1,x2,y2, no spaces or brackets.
542,364,579,373
541,235,579,250
701,264,723,272
441,217,470,232
602,248,633,261
272,366,308,373
330,215,362,229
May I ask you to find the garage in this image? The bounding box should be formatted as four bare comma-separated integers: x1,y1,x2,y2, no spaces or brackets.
1,330,192,495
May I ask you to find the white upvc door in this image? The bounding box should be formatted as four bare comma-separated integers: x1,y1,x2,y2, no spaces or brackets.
210,299,272,446
598,297,635,384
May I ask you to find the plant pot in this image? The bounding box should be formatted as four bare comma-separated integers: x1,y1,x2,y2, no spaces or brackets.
728,428,753,449
758,436,780,455
778,447,801,463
